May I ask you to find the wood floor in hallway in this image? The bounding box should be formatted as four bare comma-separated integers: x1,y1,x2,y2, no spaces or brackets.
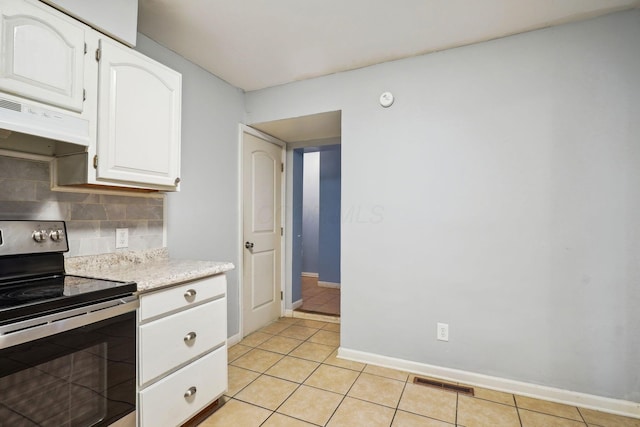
295,276,340,316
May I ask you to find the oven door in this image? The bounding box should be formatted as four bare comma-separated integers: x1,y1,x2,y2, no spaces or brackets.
0,302,137,427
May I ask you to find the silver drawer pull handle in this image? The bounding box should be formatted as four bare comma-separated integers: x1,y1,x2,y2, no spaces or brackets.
184,289,197,299
184,386,197,398
184,332,197,343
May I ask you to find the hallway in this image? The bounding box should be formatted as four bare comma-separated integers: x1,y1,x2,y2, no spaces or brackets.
295,276,340,316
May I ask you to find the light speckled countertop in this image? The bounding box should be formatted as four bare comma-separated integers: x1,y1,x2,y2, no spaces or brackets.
65,248,234,293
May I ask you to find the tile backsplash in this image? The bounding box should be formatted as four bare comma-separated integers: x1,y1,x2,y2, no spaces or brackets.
0,154,165,256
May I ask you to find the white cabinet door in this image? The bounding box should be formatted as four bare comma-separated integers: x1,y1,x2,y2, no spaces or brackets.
96,37,181,188
0,0,85,112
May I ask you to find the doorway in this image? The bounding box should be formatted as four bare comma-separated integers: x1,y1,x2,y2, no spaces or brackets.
240,126,285,337
244,110,342,331
293,145,341,317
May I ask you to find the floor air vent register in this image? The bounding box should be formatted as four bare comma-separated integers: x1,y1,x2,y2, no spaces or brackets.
413,377,475,396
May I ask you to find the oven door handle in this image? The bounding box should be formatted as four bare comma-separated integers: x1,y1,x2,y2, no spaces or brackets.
0,296,139,350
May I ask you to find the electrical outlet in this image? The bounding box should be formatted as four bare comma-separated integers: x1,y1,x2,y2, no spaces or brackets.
437,322,449,342
115,228,128,249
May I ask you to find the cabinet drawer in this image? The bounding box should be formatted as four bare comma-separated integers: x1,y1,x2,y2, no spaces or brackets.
139,274,226,321
139,345,227,427
139,298,227,386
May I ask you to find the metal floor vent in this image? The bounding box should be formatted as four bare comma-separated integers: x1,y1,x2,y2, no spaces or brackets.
413,377,475,396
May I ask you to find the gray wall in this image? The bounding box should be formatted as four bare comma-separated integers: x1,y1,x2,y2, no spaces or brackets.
135,34,245,338
245,10,640,401
318,146,341,284
0,155,164,256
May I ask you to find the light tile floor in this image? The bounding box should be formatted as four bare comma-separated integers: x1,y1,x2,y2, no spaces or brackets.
201,317,639,427
295,277,340,316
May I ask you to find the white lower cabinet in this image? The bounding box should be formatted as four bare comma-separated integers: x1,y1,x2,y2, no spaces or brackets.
139,346,227,427
138,274,227,427
139,298,227,387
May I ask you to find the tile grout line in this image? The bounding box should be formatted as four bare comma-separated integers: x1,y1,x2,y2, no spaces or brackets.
296,325,346,426
259,373,317,426
234,317,340,426
512,394,524,427
263,344,334,426
455,390,459,426
517,406,592,424
227,324,300,402
300,313,346,425
576,407,590,426
390,376,411,427
322,366,368,426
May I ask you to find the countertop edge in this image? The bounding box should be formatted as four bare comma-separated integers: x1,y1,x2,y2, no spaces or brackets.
135,262,235,293
65,248,234,293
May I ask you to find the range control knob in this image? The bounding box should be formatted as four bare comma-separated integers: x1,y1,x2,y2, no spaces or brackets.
50,229,64,241
32,230,48,242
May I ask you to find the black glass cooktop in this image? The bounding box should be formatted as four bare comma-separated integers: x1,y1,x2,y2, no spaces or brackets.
0,275,136,325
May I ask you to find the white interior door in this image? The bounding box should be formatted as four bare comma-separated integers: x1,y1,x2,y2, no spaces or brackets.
242,128,284,335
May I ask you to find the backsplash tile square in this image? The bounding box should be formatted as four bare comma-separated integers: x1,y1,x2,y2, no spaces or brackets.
0,179,36,201
0,155,165,257
71,203,108,221
0,155,48,181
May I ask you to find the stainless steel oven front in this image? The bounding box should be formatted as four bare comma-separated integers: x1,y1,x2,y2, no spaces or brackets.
0,220,138,427
0,299,138,427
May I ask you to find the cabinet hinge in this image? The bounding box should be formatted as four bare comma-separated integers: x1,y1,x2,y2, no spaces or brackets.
93,155,98,169
281,227,283,236
281,163,284,172
83,89,86,101
84,43,87,54
95,48,101,62
280,291,283,301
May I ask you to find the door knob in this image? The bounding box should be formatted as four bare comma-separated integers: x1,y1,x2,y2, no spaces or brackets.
245,241,254,249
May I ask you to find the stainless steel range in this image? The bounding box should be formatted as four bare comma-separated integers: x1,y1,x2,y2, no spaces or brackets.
0,220,138,427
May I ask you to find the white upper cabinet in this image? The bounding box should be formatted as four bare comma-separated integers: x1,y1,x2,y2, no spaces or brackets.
96,38,181,189
0,0,85,112
0,0,182,191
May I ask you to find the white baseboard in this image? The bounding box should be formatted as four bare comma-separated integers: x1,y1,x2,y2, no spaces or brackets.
282,301,302,318
338,347,640,419
227,332,242,347
301,272,318,278
318,281,340,289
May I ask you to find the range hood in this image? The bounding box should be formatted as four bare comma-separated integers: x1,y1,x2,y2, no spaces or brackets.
0,96,91,156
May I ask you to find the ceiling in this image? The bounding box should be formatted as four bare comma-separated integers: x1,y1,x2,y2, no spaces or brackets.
138,0,639,143
138,0,639,93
